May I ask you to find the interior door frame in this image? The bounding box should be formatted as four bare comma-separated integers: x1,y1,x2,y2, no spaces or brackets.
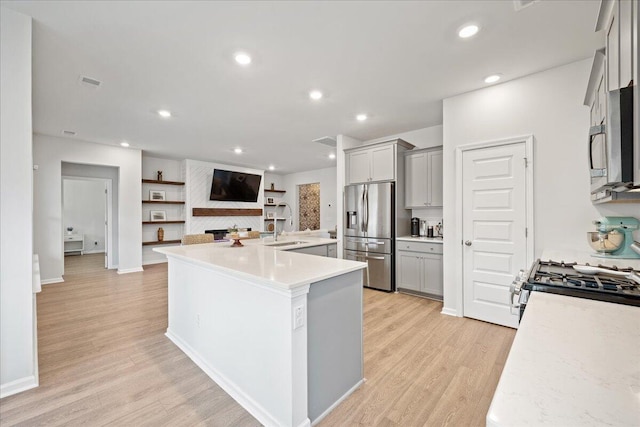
61,176,114,270
454,134,535,318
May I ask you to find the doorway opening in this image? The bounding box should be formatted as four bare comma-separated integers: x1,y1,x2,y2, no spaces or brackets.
297,183,320,230
62,177,111,273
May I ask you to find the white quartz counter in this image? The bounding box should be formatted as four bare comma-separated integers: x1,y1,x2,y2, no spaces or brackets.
154,237,362,290
396,235,444,243
487,292,640,426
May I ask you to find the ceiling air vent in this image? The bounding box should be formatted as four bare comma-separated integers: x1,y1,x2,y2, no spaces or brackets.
513,0,539,11
79,75,102,88
312,136,337,147
62,130,76,136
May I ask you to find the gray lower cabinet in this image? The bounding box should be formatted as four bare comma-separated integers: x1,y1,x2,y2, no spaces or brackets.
289,243,337,257
397,241,443,298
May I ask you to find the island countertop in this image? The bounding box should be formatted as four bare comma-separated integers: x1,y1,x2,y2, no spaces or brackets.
487,292,640,426
154,238,364,290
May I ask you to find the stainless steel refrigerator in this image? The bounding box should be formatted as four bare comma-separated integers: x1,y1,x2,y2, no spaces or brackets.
344,182,395,291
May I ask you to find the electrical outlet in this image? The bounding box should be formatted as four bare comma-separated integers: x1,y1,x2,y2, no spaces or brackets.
293,305,304,329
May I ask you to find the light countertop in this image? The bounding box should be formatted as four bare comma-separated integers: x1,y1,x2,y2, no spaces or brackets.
396,236,444,243
541,248,640,270
154,236,363,290
487,292,640,426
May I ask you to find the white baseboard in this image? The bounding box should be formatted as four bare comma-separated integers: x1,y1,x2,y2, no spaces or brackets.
311,378,364,426
40,277,64,285
117,267,144,275
83,249,105,255
142,258,168,266
441,307,459,317
165,329,284,427
0,375,38,399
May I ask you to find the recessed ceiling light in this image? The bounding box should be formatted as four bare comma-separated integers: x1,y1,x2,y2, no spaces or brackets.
329,153,336,160
484,74,502,83
458,24,479,38
234,52,252,65
309,90,323,100
268,165,275,171
234,148,243,154
356,114,368,121
157,110,171,118
120,141,130,147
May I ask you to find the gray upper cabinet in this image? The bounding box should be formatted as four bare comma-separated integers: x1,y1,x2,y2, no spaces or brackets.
404,147,443,208
598,0,635,91
345,139,414,185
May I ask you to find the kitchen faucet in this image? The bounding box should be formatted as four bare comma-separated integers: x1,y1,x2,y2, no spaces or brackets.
272,202,293,241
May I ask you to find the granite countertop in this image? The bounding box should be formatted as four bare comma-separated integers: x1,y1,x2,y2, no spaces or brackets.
154,236,362,290
487,292,640,426
396,235,444,244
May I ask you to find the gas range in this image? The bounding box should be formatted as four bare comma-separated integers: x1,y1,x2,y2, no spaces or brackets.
511,259,640,321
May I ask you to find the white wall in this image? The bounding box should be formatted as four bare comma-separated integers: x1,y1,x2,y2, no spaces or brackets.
33,135,142,281
442,59,640,315
270,167,337,232
142,156,185,265
61,162,119,266
0,7,37,397
185,159,264,234
63,179,106,253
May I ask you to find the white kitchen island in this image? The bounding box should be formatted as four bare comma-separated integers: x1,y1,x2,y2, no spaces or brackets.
154,240,366,427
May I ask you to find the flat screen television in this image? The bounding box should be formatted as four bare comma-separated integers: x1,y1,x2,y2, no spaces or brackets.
209,169,262,202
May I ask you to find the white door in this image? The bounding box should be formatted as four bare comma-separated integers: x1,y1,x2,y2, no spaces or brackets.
462,142,527,328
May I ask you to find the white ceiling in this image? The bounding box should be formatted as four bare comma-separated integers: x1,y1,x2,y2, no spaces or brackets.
3,0,602,174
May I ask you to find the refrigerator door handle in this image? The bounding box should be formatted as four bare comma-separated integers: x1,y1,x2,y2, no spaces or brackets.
360,187,366,233
364,184,369,231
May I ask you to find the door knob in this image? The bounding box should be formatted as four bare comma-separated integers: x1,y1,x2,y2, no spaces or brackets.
464,240,472,246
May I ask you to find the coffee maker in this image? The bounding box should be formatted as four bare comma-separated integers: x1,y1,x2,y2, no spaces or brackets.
411,218,420,237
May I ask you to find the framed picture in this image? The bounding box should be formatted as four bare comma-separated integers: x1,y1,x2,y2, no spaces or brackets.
150,210,166,222
149,190,166,201
266,197,275,204
266,211,275,219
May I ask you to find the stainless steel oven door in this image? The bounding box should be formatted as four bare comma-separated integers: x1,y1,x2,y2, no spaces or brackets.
344,249,392,291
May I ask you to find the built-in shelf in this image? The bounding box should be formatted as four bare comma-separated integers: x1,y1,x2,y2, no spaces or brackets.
265,189,286,193
142,200,185,204
142,220,185,225
142,179,185,185
142,239,181,246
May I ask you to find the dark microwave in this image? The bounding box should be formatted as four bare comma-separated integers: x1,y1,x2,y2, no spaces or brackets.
589,85,634,194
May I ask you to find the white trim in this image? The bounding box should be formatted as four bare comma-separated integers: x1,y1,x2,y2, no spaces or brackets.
142,258,168,266
0,375,38,399
440,307,458,317
310,378,365,426
165,329,288,427
117,267,144,274
40,277,64,285
455,134,535,319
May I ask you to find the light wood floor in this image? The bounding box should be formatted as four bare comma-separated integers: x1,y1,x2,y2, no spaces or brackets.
0,254,515,426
